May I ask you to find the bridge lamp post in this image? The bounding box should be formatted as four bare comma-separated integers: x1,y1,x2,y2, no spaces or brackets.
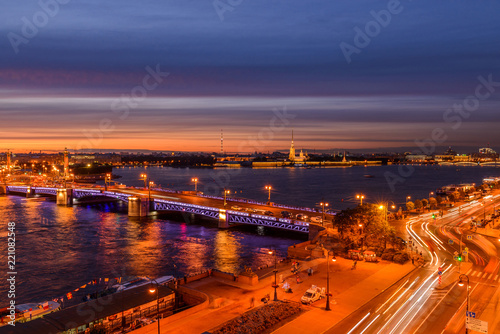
458,274,470,334
148,279,161,334
406,196,411,204
191,178,198,192
149,181,154,202
320,201,328,227
268,249,279,302
223,189,230,207
265,185,272,204
356,194,364,206
140,174,148,189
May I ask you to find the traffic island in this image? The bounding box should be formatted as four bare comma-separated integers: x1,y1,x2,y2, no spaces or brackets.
210,301,303,334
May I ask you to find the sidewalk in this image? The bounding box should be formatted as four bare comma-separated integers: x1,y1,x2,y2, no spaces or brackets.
272,261,415,334
133,257,416,334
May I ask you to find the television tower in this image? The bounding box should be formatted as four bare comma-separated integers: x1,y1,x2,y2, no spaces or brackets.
220,129,224,156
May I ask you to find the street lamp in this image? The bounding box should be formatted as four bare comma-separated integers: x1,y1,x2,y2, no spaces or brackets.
265,185,272,204
148,279,161,334
140,173,148,188
406,196,411,204
105,173,111,191
325,250,336,311
268,249,279,301
149,181,154,202
320,201,329,227
458,274,470,334
356,194,364,206
191,178,198,192
223,189,230,207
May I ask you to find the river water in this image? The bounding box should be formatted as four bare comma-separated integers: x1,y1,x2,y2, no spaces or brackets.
1,165,499,304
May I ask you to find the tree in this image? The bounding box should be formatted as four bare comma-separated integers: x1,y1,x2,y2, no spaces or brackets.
436,196,444,205
406,201,415,211
414,199,423,211
429,197,437,208
421,198,429,209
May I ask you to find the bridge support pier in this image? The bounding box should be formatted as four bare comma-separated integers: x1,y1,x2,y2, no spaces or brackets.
128,197,151,217
26,186,35,198
218,210,230,228
56,188,73,206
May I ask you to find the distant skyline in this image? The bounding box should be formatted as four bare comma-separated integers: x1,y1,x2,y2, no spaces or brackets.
1,1,499,152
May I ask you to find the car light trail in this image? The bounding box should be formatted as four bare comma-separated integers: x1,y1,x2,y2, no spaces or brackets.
382,280,417,315
358,314,380,334
375,280,409,313
346,312,371,334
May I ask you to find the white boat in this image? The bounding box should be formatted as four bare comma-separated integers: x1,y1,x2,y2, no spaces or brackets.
1,301,60,326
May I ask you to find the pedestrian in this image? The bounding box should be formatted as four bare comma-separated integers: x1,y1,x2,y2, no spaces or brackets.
412,257,414,265
250,297,255,308
352,261,357,270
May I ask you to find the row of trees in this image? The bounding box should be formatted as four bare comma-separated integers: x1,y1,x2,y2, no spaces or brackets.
334,203,400,250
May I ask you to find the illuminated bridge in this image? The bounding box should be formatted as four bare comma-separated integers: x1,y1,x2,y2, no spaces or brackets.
2,185,311,234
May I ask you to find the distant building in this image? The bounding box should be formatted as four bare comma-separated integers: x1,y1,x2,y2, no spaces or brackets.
405,154,430,162
288,131,308,163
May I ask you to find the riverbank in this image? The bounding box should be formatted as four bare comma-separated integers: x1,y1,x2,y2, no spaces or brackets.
133,255,416,334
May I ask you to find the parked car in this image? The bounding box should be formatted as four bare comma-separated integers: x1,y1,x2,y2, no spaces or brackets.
231,206,242,211
245,208,257,213
264,210,274,216
300,286,324,304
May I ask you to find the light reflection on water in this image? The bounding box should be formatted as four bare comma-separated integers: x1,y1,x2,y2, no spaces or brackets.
0,195,299,304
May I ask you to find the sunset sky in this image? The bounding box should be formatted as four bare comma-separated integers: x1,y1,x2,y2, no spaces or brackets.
1,0,500,153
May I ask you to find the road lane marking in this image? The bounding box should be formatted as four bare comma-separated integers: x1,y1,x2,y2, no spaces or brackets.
472,271,477,277
482,272,488,279
488,273,493,280
466,268,472,275
495,274,498,281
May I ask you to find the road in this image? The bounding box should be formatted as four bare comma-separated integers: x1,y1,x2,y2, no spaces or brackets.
325,193,500,334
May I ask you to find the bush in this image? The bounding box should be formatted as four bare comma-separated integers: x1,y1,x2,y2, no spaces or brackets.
393,253,409,264
381,249,396,261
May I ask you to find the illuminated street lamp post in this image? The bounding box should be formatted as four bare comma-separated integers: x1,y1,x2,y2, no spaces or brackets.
105,173,111,191
356,194,364,206
406,196,411,204
148,279,161,334
223,189,230,207
265,185,272,204
320,201,329,227
140,173,148,189
325,249,336,311
149,181,154,202
191,178,198,192
268,249,279,301
458,274,470,334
